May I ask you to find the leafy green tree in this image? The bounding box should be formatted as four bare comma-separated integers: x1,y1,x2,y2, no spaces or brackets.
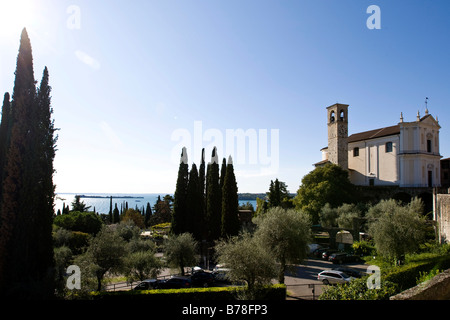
53,210,103,235
80,225,127,291
122,208,145,229
171,147,189,234
293,163,355,224
124,251,163,282
164,233,198,276
368,198,426,265
221,156,240,238
255,197,268,217
215,232,277,292
254,207,312,284
206,147,221,241
336,203,362,229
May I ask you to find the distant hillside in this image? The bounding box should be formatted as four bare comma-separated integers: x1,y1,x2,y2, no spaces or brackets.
238,193,266,200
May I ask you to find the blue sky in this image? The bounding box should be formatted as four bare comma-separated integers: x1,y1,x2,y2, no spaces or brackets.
0,0,449,194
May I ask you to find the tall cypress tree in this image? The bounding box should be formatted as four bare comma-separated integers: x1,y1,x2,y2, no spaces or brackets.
171,147,189,234
34,66,57,295
221,156,240,238
0,92,12,209
198,148,206,239
206,147,221,241
186,163,202,240
0,29,56,297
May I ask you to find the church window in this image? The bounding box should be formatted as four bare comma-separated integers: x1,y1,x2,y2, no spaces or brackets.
385,142,393,153
330,111,335,123
339,110,345,121
353,147,359,157
427,139,432,153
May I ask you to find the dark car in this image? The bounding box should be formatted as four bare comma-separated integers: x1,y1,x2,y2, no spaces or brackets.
190,271,215,287
155,276,192,289
329,252,361,264
313,247,330,258
322,249,339,260
332,267,362,278
133,279,158,290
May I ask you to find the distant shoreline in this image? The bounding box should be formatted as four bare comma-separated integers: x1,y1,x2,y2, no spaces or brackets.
77,195,145,199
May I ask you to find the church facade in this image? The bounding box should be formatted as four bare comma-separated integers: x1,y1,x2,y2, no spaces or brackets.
315,103,442,188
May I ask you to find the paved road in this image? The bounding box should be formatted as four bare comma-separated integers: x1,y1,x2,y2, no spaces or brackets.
284,258,370,299
106,257,370,299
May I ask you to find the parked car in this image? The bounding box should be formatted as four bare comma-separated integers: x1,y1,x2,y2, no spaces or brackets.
317,270,354,285
154,276,192,289
328,252,361,264
322,249,339,260
133,279,158,290
313,247,330,258
332,267,362,278
190,271,215,287
212,268,231,283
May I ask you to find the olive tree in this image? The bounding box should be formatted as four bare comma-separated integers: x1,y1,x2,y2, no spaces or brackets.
215,232,277,292
254,207,312,284
368,198,426,265
164,233,198,276
77,225,127,291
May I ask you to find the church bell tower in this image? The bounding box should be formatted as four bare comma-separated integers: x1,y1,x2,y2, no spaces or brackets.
327,103,349,170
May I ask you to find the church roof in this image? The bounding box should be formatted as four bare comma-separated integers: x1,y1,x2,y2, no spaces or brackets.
347,125,400,143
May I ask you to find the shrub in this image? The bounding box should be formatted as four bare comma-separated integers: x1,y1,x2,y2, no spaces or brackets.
352,241,376,256
91,284,286,301
319,277,398,300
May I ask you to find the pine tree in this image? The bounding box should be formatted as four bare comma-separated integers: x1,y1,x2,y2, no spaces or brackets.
0,29,56,297
171,147,189,234
206,147,221,241
221,156,240,238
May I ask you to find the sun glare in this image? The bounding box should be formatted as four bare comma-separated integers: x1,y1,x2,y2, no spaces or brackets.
0,0,36,39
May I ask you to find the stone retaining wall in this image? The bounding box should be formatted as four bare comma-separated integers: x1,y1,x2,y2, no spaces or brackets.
390,268,450,300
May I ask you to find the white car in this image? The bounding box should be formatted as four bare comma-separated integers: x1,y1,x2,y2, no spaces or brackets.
317,270,354,285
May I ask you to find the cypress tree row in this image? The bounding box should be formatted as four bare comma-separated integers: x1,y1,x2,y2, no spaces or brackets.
0,29,57,298
221,156,240,238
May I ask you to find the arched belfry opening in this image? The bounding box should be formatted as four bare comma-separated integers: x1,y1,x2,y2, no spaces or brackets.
340,109,345,121
330,111,335,123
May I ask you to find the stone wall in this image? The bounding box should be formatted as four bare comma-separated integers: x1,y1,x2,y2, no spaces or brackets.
390,268,450,300
434,193,450,244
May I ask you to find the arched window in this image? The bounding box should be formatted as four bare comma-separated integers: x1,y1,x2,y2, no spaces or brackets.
339,110,345,121
330,111,335,123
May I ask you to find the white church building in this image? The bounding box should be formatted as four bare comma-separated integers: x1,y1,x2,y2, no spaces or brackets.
315,103,442,188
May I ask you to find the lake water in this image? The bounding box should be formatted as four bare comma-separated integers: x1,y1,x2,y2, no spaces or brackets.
55,193,257,214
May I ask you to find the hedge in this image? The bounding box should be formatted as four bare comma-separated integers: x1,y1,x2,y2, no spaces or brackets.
91,284,286,301
383,254,450,292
